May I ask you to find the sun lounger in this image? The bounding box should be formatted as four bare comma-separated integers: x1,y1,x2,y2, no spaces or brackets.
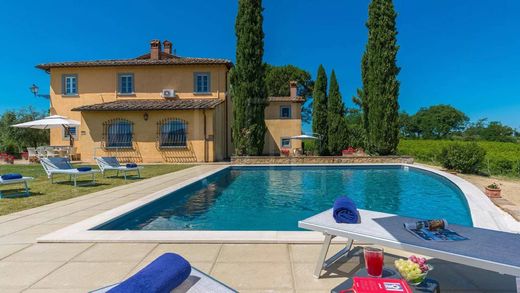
90,265,237,293
40,157,100,187
298,208,520,283
0,175,33,197
95,157,142,181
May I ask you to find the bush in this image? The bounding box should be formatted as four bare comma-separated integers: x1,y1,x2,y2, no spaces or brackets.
438,142,486,174
0,144,19,156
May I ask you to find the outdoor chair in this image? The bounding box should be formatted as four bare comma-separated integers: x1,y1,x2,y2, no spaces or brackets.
26,147,38,161
45,147,57,158
36,146,46,158
0,175,33,198
95,157,142,181
40,157,100,187
299,208,520,283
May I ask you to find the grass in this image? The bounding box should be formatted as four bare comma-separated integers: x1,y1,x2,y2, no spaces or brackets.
398,139,520,177
0,163,194,216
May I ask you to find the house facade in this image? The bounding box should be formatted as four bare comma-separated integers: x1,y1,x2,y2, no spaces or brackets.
37,40,302,163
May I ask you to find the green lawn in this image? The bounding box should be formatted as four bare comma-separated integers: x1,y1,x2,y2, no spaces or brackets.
0,164,193,216
398,139,520,177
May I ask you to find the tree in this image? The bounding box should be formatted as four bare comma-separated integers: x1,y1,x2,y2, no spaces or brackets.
231,0,267,155
327,70,349,155
312,65,328,155
0,107,49,153
414,105,468,138
358,0,400,155
264,64,314,123
345,108,366,148
399,111,420,138
464,119,515,142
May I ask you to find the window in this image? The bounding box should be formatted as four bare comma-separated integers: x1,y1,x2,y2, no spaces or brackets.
280,105,291,119
104,119,133,148
194,72,211,93
281,138,291,148
62,74,78,95
118,74,134,94
158,119,187,148
63,127,77,139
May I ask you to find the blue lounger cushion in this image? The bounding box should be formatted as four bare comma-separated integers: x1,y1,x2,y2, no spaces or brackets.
1,173,23,180
107,253,191,293
77,167,92,172
126,163,138,168
333,196,359,224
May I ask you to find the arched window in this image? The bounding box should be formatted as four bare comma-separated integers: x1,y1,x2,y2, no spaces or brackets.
158,119,187,148
104,119,133,148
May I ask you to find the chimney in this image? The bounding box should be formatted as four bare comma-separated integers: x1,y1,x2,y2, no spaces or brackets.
150,39,161,60
163,40,172,55
289,81,298,97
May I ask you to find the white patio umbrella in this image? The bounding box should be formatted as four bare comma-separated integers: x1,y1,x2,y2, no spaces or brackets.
290,134,320,140
11,115,80,146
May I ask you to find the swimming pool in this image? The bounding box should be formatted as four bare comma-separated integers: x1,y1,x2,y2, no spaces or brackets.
94,165,473,231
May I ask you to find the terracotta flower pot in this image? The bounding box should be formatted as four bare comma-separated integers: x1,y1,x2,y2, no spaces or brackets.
485,186,501,198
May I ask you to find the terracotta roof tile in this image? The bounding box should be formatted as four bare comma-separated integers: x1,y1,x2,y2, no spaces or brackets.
36,54,233,71
72,99,225,111
268,96,305,103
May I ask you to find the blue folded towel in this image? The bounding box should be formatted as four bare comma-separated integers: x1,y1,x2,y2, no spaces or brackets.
333,196,359,224
108,253,191,293
76,167,92,172
1,173,23,180
126,163,138,168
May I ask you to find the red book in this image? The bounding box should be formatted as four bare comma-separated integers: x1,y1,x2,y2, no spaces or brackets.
340,277,413,293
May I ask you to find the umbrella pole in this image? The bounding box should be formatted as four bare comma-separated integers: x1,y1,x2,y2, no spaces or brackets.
63,125,74,147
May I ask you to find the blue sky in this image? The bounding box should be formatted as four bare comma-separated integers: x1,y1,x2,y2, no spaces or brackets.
1,0,519,131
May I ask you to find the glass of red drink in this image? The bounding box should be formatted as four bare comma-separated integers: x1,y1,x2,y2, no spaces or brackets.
364,247,384,277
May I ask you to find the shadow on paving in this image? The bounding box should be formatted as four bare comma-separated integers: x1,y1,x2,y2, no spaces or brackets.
319,245,516,292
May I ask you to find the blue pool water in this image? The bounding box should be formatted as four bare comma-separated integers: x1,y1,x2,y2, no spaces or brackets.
95,166,473,231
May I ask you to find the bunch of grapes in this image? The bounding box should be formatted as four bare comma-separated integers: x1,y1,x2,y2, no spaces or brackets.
408,255,429,273
394,255,431,283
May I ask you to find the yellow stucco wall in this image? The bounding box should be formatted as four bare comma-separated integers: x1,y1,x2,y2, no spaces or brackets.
47,64,230,162
263,101,302,155
46,63,302,161
79,110,215,163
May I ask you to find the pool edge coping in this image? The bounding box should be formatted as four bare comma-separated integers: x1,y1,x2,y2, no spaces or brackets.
37,163,519,244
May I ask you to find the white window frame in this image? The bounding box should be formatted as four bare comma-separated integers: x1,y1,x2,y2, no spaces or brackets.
194,72,211,94
62,74,78,96
63,126,78,140
280,105,292,119
118,73,134,95
281,137,291,148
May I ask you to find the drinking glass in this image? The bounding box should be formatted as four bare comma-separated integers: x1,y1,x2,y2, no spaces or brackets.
364,246,384,277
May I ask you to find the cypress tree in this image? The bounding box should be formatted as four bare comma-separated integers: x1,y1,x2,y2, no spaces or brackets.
327,70,349,155
231,0,267,155
312,65,328,155
359,0,400,155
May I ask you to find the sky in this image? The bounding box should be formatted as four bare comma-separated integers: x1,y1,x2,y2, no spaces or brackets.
1,0,519,132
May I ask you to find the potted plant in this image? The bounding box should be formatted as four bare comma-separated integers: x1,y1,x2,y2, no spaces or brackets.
280,148,290,157
485,182,501,198
342,147,356,156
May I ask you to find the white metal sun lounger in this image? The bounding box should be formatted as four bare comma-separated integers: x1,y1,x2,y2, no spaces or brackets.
90,267,237,293
95,156,142,181
299,209,520,286
0,176,33,197
40,157,100,187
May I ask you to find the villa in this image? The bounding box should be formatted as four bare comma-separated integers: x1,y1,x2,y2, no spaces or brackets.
36,40,303,163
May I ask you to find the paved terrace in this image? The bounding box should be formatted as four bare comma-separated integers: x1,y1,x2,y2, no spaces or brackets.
0,165,517,292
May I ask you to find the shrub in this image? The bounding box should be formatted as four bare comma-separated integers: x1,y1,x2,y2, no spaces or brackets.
0,144,19,157
489,158,514,175
438,142,486,174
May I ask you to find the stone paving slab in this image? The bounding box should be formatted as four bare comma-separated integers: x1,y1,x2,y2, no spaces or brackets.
0,165,516,292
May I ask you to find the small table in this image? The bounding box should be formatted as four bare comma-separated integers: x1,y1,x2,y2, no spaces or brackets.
331,268,439,293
